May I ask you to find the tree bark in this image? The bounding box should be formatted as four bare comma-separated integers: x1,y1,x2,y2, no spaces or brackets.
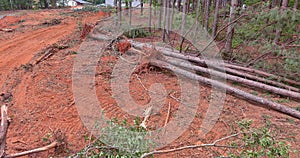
212,0,220,37
158,0,163,28
224,0,238,54
203,0,211,30
195,0,201,24
150,60,300,119
178,0,181,11
148,0,152,30
129,0,132,26
294,0,299,10
272,0,279,8
118,0,122,26
130,40,300,88
274,0,288,43
180,0,187,52
162,0,168,41
170,0,176,31
187,0,190,13
141,0,144,15
165,58,300,99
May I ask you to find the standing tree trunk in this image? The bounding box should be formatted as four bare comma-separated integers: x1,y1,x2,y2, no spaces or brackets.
195,0,201,23
212,0,220,37
148,0,152,30
158,0,163,28
118,0,122,26
166,0,171,32
274,0,288,43
201,0,206,26
141,0,144,15
129,0,132,26
178,0,181,11
169,0,176,31
9,0,13,10
179,0,187,52
203,0,211,30
45,0,49,8
162,0,168,41
193,0,197,11
186,0,190,13
294,0,299,10
272,0,276,7
224,0,238,54
51,0,56,7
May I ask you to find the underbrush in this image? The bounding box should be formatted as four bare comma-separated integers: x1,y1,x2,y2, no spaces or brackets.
72,118,153,158
228,3,300,82
72,118,293,157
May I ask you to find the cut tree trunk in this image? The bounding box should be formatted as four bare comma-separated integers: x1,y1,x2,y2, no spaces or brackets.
149,59,300,119
129,40,300,92
165,58,300,99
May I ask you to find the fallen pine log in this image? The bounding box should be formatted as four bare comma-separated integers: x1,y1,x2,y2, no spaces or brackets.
130,41,299,91
225,64,300,87
165,57,300,100
150,59,300,119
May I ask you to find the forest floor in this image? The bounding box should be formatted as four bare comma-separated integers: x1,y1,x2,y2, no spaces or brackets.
0,9,299,157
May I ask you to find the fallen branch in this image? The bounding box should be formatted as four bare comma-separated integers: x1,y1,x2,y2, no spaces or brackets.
150,59,300,119
32,48,55,65
246,51,272,67
165,58,300,100
164,102,171,129
0,105,9,157
5,141,58,158
0,28,13,32
140,133,240,158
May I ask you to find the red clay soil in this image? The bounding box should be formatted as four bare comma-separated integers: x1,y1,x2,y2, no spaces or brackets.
0,9,299,158
0,9,107,157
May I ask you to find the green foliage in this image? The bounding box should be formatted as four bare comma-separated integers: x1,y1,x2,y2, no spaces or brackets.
231,6,300,81
124,28,151,38
0,0,10,10
73,117,153,158
80,5,100,12
0,0,33,10
229,119,291,158
244,0,261,6
234,6,300,45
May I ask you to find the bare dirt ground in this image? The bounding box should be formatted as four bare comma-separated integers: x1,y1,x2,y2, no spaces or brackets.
0,9,299,157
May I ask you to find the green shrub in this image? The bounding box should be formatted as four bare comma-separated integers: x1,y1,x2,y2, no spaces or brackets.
228,119,291,158
73,117,153,158
124,28,151,38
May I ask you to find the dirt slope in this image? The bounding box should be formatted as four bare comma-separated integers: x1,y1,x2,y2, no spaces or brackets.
0,22,76,85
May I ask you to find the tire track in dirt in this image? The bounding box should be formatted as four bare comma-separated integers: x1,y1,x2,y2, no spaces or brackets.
0,22,76,86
